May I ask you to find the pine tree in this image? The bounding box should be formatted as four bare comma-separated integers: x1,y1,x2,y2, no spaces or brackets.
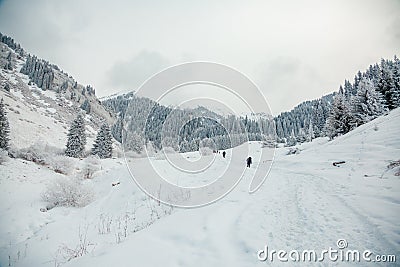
0,99,10,150
92,123,113,158
80,99,91,114
343,79,354,99
389,55,400,108
350,78,387,127
307,121,314,142
65,113,86,158
125,131,144,153
379,59,397,109
325,90,352,139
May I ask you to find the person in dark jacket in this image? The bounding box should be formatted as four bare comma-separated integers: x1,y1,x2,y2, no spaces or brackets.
246,156,252,168
222,151,226,158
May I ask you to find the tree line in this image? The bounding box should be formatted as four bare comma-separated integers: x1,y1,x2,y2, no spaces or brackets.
275,56,400,144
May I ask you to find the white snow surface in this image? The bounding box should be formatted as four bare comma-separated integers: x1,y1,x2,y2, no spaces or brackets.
0,109,399,266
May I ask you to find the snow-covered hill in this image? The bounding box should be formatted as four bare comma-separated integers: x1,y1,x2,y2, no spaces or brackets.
1,107,399,266
0,38,114,149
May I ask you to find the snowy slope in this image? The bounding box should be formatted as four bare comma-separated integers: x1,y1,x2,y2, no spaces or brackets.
65,110,400,267
0,41,114,149
1,108,399,266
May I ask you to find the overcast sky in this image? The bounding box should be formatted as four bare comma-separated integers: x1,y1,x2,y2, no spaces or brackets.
0,0,399,114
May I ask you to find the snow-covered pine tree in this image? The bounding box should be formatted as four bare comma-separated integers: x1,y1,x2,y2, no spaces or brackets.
125,131,144,153
92,123,113,158
65,113,87,158
285,129,297,147
6,52,12,70
379,59,398,109
325,89,352,139
343,80,352,99
80,99,91,114
350,78,387,127
0,99,10,150
4,83,10,92
307,121,314,142
389,56,400,108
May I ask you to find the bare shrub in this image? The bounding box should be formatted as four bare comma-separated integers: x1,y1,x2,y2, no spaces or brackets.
48,155,75,175
42,177,94,208
82,155,101,179
55,225,95,265
16,141,64,165
17,145,47,164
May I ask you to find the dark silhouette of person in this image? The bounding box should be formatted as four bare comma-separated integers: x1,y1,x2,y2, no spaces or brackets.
222,151,226,158
246,157,252,168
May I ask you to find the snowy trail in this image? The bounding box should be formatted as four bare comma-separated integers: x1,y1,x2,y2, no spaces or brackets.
71,142,399,266
67,107,400,266
271,168,396,254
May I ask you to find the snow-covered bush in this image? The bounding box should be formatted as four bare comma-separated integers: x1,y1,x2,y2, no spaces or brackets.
124,131,144,154
154,152,166,160
199,146,213,156
16,141,64,164
42,177,94,208
17,143,47,164
82,155,101,179
48,155,75,175
0,149,8,164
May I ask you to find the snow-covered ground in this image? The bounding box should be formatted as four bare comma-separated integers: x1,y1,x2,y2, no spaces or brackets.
1,109,399,266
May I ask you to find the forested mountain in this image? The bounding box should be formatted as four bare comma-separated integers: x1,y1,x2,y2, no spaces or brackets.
274,93,334,144
103,94,276,153
274,56,400,145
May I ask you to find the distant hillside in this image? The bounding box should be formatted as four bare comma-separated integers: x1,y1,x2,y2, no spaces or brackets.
274,56,400,145
0,33,115,149
102,93,276,152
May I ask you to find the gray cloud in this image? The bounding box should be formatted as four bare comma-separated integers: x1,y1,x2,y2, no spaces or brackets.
106,51,170,92
254,57,326,114
386,16,400,44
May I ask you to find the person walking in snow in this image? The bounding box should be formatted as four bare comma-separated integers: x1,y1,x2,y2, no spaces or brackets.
246,156,252,168
222,151,226,158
